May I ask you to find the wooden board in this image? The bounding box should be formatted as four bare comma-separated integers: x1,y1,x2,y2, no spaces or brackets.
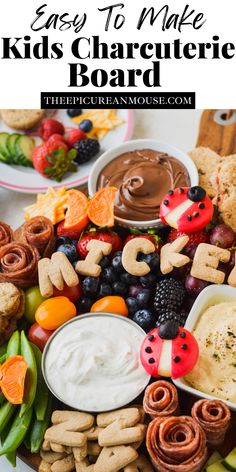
18,388,236,471
197,109,236,156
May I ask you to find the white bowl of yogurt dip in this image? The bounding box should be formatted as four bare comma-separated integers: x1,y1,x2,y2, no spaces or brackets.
42,313,150,412
174,284,236,411
88,139,199,230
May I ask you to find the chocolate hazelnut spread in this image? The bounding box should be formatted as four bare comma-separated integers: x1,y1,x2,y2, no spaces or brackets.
97,149,190,221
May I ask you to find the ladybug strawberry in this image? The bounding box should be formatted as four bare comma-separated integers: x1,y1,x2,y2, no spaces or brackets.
140,320,199,379
160,186,213,233
77,230,123,259
38,118,65,141
65,129,87,147
32,143,77,182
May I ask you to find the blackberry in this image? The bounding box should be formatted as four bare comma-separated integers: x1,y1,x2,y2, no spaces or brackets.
154,278,185,314
74,138,100,164
156,310,184,327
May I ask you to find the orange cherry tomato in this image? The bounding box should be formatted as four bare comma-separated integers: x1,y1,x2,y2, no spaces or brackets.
35,296,76,330
90,296,128,316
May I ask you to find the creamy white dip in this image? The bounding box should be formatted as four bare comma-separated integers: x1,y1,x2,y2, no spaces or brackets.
185,302,236,402
44,314,149,411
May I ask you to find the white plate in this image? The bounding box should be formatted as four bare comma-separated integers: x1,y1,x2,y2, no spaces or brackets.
0,109,134,194
173,284,236,411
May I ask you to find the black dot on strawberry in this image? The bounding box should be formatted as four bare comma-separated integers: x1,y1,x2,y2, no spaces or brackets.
145,346,152,353
181,344,188,350
173,356,181,363
180,332,186,338
148,357,155,364
148,334,155,341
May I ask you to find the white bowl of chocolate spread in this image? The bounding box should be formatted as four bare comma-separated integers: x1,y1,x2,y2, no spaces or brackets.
88,139,199,229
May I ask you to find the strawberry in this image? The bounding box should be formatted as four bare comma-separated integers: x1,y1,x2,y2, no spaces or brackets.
65,129,87,147
167,228,209,259
124,234,161,252
38,119,65,141
46,134,68,154
57,220,83,240
77,231,123,259
32,144,77,182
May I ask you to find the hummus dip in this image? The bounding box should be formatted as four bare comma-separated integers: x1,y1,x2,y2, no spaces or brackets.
43,314,150,412
185,302,236,402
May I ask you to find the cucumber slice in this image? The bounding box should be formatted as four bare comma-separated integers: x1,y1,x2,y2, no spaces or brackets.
223,447,236,471
205,452,223,470
6,133,20,163
14,135,34,167
206,461,228,472
0,132,11,162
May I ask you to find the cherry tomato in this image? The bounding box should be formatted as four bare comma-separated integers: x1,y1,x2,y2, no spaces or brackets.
28,323,53,351
35,296,76,330
90,296,128,316
53,283,82,303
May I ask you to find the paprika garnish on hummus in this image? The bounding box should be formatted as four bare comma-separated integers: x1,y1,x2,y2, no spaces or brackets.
185,302,236,403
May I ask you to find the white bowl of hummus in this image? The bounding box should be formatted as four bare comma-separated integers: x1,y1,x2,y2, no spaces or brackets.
88,139,198,229
174,284,236,411
42,313,150,412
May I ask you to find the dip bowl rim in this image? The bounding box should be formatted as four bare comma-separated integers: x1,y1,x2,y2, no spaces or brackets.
42,312,151,413
88,138,199,230
173,284,236,411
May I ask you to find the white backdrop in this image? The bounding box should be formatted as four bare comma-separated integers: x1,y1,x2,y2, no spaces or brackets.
0,0,235,108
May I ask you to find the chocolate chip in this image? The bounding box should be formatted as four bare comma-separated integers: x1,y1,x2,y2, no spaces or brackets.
148,357,155,364
199,202,205,209
145,347,152,353
193,212,199,218
181,344,188,350
180,332,186,338
174,356,181,363
148,335,154,341
179,188,184,194
168,190,174,196
164,199,169,206
187,214,192,221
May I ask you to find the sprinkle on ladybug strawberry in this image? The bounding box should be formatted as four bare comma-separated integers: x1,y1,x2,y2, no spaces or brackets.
77,230,123,259
38,118,65,141
160,186,213,233
140,320,199,379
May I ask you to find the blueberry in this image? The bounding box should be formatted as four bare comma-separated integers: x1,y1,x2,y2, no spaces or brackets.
126,297,139,315
98,283,112,297
102,267,119,284
139,253,160,272
132,309,156,332
56,236,72,248
187,186,206,202
112,281,127,296
120,272,138,286
100,256,110,269
111,253,123,272
128,284,144,298
67,108,82,118
139,273,157,288
57,243,78,263
82,277,100,295
67,109,82,118
76,296,93,313
79,119,93,133
136,289,152,307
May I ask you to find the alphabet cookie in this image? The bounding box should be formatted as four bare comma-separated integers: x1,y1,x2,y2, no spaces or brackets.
140,320,199,379
160,186,213,232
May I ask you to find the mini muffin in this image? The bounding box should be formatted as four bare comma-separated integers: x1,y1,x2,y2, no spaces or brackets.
1,109,45,130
